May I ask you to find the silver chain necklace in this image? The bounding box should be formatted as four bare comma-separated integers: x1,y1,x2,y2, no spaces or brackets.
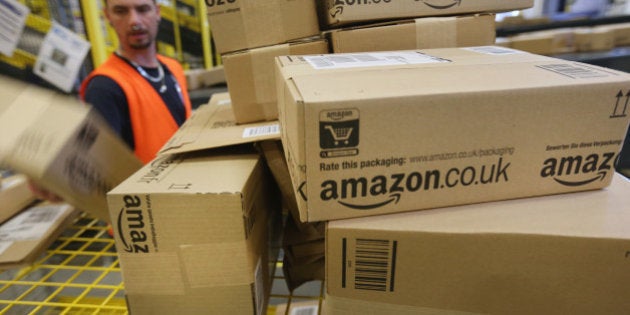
128,59,167,93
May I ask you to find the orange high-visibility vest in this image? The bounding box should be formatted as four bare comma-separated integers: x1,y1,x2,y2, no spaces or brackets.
80,54,192,164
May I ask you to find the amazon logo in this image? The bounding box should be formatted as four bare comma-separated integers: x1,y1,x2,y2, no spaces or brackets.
329,3,344,18
540,152,615,187
416,0,462,10
116,195,150,253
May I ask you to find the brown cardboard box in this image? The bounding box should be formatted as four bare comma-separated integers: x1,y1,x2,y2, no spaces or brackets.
574,27,615,52
317,0,533,29
509,28,576,55
184,66,225,90
223,39,329,124
597,22,630,46
0,174,36,224
206,0,320,54
329,14,496,53
325,174,630,315
0,202,78,269
107,150,281,315
276,47,630,222
0,76,142,223
158,92,280,156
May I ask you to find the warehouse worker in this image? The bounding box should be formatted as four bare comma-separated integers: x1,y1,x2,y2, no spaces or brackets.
30,0,191,205
80,0,192,164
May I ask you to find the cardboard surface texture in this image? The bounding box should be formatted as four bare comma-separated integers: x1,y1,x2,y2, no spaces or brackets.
159,92,280,156
325,174,630,315
0,174,36,225
276,46,630,222
330,14,496,53
0,202,78,269
107,151,281,315
206,0,320,54
185,66,226,90
0,75,143,223
317,0,533,28
223,39,329,124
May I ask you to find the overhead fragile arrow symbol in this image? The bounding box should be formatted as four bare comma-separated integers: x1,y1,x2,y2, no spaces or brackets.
611,90,624,118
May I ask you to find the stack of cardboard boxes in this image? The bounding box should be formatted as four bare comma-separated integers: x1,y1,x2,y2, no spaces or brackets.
106,1,630,314
194,0,630,313
107,93,284,314
207,0,327,124
204,0,534,298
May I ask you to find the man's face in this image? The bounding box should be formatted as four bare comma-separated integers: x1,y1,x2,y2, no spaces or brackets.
104,0,160,51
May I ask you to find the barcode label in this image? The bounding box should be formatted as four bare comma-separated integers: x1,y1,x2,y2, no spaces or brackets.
242,124,280,138
465,46,522,55
537,63,609,79
304,51,449,70
290,305,319,315
350,238,397,292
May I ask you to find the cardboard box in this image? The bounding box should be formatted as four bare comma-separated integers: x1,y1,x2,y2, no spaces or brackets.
276,47,630,222
317,0,533,28
0,76,143,223
158,92,281,156
597,22,630,46
0,174,36,224
325,174,630,315
329,14,496,53
107,150,281,315
509,28,576,55
223,39,329,124
0,202,78,269
206,0,320,54
185,66,226,90
574,27,615,52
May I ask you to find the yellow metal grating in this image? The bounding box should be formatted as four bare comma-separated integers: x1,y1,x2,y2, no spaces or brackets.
0,213,324,315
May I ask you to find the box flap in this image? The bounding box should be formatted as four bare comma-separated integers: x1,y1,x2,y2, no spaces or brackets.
159,93,280,155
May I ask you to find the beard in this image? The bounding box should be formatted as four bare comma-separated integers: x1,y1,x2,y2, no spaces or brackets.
129,40,153,50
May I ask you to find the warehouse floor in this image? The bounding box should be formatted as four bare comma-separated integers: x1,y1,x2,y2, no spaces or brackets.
0,213,324,315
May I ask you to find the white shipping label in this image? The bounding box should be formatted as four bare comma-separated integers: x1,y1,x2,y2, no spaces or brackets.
243,124,280,138
304,51,450,70
217,99,231,106
0,204,71,241
34,22,90,93
0,0,29,57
